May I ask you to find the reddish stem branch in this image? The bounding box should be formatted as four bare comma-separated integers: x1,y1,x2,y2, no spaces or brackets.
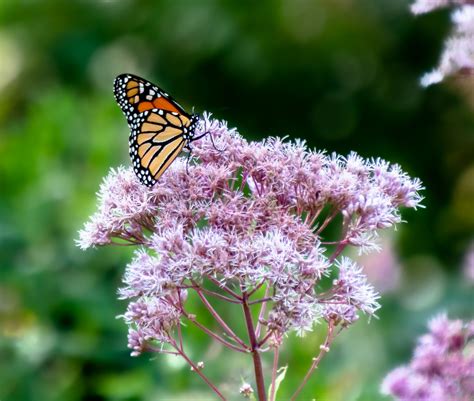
247,280,266,297
177,321,184,352
328,240,349,263
186,315,248,353
168,296,248,353
240,171,249,191
242,291,267,401
205,275,242,300
255,286,271,338
196,289,248,349
289,321,337,401
326,212,352,262
200,288,242,304
258,330,274,347
315,208,339,236
170,340,226,401
186,282,242,304
249,297,273,305
110,239,142,246
176,292,185,351
305,206,323,228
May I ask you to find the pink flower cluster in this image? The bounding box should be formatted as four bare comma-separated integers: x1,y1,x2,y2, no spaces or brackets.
410,0,474,86
78,113,423,355
381,314,474,401
411,0,473,14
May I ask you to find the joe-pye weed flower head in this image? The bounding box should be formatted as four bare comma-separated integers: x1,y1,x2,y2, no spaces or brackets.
381,313,474,401
78,113,423,399
411,1,474,86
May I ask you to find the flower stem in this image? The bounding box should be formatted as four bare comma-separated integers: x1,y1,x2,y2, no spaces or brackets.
187,314,249,353
258,330,273,347
269,346,280,401
187,281,242,304
315,208,339,236
289,321,336,401
328,240,348,263
177,321,184,351
249,297,273,305
247,280,266,297
242,291,267,401
305,206,323,228
205,275,242,300
169,296,248,353
255,285,271,338
195,289,248,349
172,341,226,401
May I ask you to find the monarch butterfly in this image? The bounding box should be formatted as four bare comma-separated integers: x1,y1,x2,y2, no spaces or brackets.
114,73,207,187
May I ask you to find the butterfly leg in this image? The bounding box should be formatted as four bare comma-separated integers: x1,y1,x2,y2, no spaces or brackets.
191,131,209,141
191,131,226,152
184,143,193,175
209,132,226,152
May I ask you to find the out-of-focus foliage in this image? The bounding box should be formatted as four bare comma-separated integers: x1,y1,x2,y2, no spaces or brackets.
0,1,472,400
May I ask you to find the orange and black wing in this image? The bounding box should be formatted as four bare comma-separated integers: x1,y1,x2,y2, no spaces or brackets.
129,109,192,186
114,74,193,186
114,73,190,122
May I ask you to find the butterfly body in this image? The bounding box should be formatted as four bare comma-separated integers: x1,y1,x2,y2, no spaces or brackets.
114,73,201,187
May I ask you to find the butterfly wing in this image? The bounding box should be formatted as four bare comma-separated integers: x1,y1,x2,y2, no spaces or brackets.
114,74,194,186
130,109,190,186
114,73,190,118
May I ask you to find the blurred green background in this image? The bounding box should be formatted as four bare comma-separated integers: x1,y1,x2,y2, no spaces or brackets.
0,0,472,400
